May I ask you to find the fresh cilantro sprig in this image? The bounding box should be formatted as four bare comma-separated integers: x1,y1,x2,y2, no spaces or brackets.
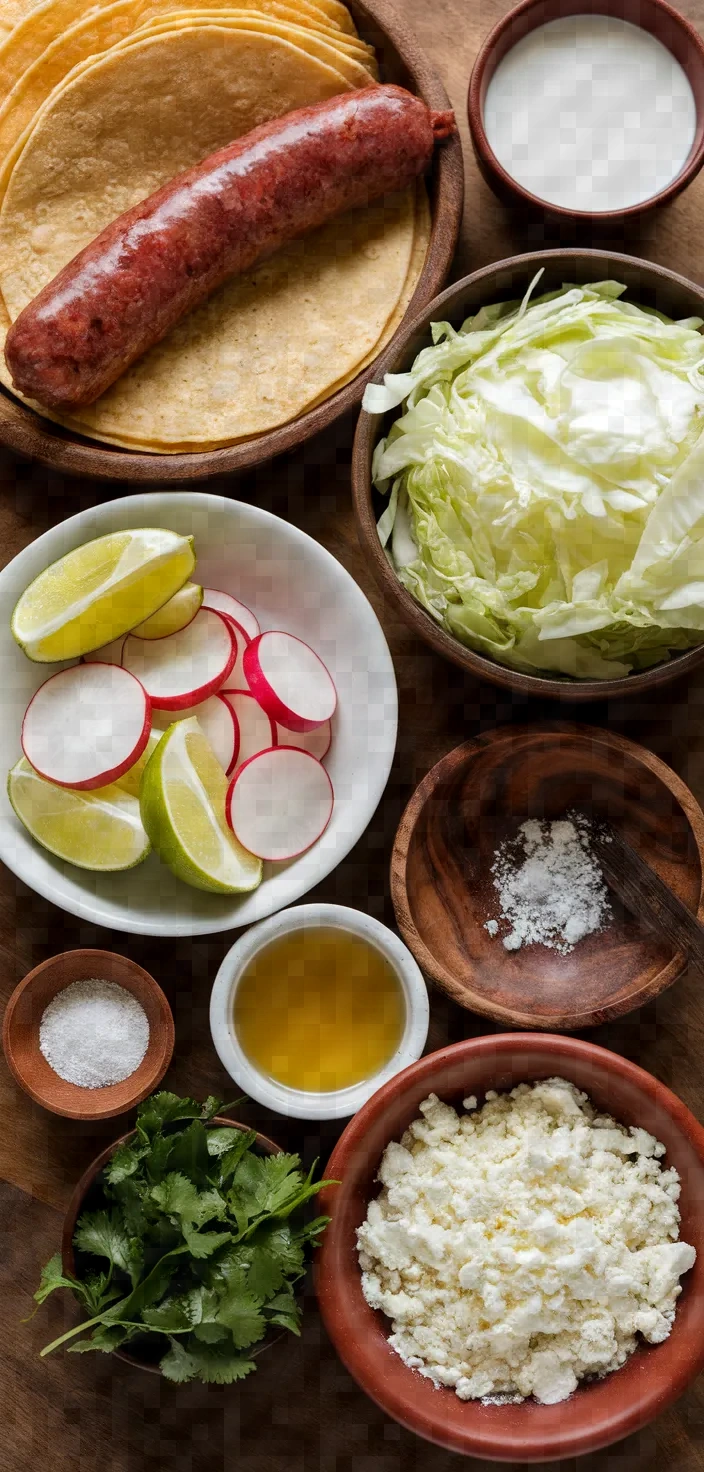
35,1091,335,1385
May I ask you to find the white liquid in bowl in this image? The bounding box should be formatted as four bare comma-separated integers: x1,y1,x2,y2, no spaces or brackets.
483,14,697,212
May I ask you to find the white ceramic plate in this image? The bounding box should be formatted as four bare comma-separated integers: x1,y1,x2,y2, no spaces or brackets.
0,492,398,935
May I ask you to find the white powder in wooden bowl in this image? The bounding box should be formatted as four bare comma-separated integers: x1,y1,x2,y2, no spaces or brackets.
39,977,149,1088
485,816,611,953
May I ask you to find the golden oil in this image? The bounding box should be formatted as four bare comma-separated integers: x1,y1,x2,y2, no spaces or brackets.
233,926,406,1092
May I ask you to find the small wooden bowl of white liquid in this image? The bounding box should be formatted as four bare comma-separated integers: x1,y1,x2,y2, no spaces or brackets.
468,0,704,223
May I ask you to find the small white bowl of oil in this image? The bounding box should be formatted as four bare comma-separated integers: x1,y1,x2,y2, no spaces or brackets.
209,903,429,1120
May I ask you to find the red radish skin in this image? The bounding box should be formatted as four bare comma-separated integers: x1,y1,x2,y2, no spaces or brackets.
202,589,260,641
223,619,250,690
21,662,151,790
275,719,332,762
243,631,337,733
152,693,238,771
122,607,235,710
83,635,126,665
220,689,275,775
226,744,334,861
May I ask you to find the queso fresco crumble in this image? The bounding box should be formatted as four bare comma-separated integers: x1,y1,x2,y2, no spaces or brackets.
356,1079,696,1405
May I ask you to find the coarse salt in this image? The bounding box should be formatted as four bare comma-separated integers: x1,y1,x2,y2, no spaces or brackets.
486,815,611,953
39,977,150,1089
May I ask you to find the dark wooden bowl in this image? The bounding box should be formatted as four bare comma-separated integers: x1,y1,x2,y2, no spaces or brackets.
352,248,704,701
62,1116,283,1373
467,0,704,224
2,949,174,1119
317,1034,704,1459
390,722,704,1030
0,0,463,483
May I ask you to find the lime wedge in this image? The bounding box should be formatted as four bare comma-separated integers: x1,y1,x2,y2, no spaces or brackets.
113,728,161,798
8,756,150,871
12,527,196,662
130,581,203,639
140,718,262,894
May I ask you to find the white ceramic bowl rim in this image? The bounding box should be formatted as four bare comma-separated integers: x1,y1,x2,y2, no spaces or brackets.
209,903,430,1120
0,492,398,936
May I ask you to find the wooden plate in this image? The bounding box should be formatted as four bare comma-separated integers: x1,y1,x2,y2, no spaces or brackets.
352,247,704,701
62,1117,283,1373
390,722,704,1030
0,0,463,482
2,948,174,1119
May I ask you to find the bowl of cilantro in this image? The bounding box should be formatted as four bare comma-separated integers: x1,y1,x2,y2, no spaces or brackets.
33,1090,333,1383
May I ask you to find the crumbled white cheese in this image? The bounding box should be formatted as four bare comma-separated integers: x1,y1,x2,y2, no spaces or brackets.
356,1079,695,1405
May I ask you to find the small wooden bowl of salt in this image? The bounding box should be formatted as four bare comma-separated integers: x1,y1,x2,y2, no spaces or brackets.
391,722,704,1030
2,949,174,1119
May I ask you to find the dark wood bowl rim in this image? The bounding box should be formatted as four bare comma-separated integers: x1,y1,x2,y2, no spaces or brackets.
0,0,463,482
62,1116,283,1373
390,720,704,1028
2,948,175,1120
352,246,704,702
466,0,704,222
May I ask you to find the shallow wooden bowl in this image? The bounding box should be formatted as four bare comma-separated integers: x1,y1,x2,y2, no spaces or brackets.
352,248,704,701
62,1117,282,1373
0,0,463,483
2,948,175,1119
390,722,704,1030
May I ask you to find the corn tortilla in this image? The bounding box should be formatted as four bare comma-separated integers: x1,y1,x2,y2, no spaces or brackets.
0,3,375,171
0,0,356,97
0,26,418,448
126,16,373,84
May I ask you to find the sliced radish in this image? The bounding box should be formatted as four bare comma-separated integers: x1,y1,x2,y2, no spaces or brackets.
225,620,250,691
122,607,235,710
243,631,336,733
151,694,237,771
83,635,125,665
21,663,150,791
220,690,275,775
202,588,260,641
275,719,332,762
226,746,333,860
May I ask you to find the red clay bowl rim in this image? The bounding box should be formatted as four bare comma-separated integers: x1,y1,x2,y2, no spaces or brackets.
351,246,704,701
62,1116,283,1372
316,1033,704,1460
466,0,704,223
2,949,175,1120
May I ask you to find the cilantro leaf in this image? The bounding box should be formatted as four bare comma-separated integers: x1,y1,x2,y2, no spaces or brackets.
217,1287,265,1349
166,1121,211,1186
33,1254,83,1308
193,1321,228,1344
182,1225,232,1260
160,1338,199,1383
177,1339,256,1385
136,1093,203,1139
142,1292,202,1334
206,1128,245,1158
67,1323,140,1354
150,1173,200,1221
103,1139,148,1185
200,1096,223,1122
74,1210,139,1281
246,1224,305,1299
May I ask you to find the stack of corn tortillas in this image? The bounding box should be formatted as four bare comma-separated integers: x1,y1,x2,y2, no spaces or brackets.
0,0,431,451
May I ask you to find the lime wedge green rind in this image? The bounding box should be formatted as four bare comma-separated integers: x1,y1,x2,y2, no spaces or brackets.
8,756,151,871
11,527,196,662
140,719,262,895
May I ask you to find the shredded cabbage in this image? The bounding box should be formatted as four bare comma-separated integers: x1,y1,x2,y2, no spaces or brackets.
364,279,704,679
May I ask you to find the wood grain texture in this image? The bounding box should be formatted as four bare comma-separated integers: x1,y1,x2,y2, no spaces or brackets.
594,823,704,975
390,723,704,1029
0,0,464,484
4,0,704,1463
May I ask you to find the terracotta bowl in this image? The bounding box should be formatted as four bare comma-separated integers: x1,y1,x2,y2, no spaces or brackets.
0,0,463,483
390,722,704,1030
2,949,174,1119
352,248,704,701
316,1033,704,1460
62,1117,282,1372
467,0,704,224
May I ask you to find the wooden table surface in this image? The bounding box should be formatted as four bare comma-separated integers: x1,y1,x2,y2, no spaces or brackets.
4,1,704,1467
